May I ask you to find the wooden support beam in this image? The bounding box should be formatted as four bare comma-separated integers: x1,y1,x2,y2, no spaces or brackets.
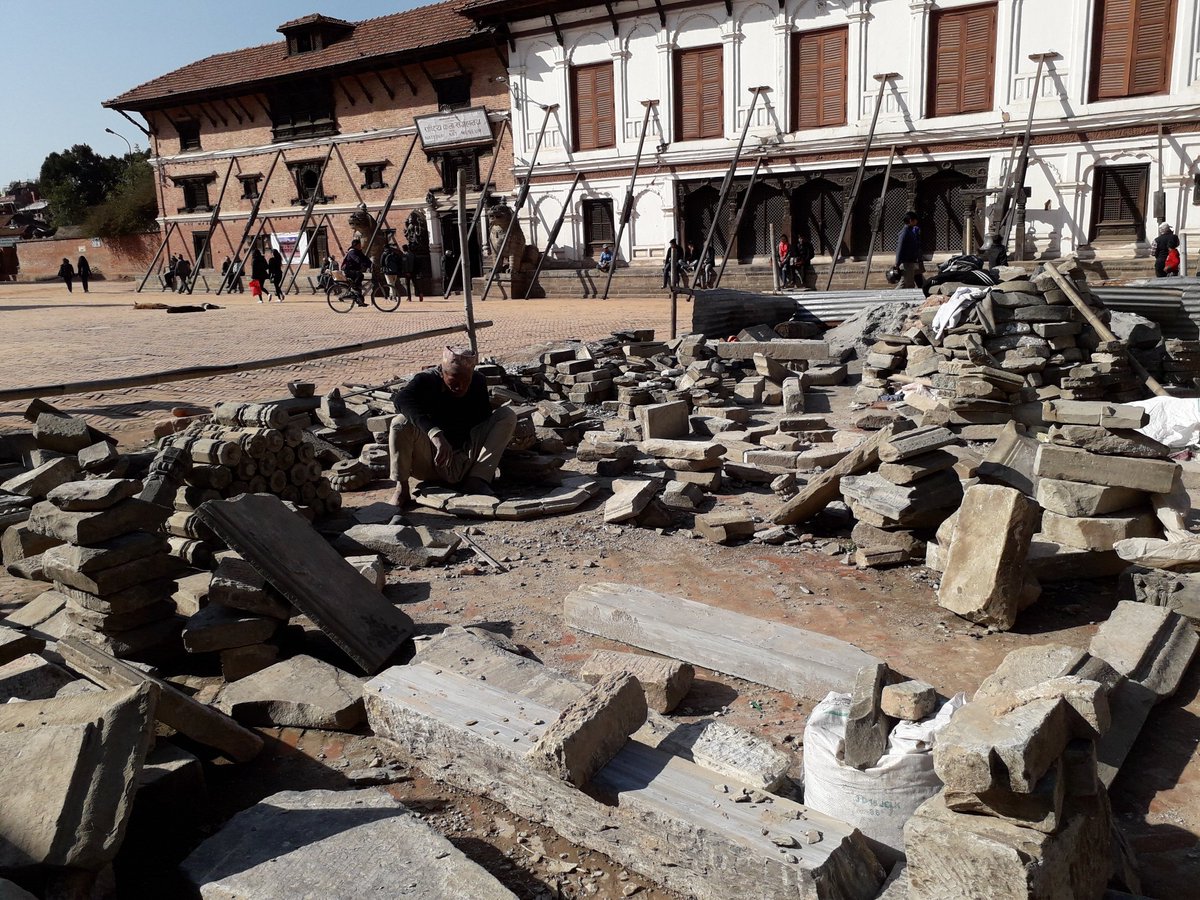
115,108,154,140
652,0,667,27
418,61,438,93
351,73,375,104
724,0,733,14
339,79,357,107
202,101,228,128
220,98,243,125
332,144,366,207
373,71,395,101
549,13,564,46
232,96,255,123
604,2,620,36
398,67,418,96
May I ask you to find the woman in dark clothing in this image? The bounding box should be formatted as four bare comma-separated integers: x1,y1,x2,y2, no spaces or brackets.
267,249,284,302
250,249,269,303
58,258,74,292
77,256,91,293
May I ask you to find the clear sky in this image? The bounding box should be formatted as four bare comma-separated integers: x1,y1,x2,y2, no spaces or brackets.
0,0,419,185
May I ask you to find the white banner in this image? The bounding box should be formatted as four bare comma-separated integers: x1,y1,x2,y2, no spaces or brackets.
271,231,308,266
415,107,493,150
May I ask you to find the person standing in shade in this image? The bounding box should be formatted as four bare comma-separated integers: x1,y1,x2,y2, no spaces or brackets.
1152,223,1180,278
58,258,75,293
267,249,284,301
792,233,815,289
401,244,424,301
662,238,681,289
895,210,923,289
777,234,793,288
76,256,91,293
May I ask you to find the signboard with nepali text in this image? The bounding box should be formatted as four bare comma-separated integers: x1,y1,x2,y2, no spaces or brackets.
415,106,493,151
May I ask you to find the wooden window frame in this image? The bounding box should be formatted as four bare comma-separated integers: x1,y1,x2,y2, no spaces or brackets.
270,79,338,142
674,45,724,142
1089,0,1176,101
359,163,388,190
570,61,617,152
927,2,998,119
1090,164,1149,242
177,120,201,152
238,175,261,200
582,198,615,258
792,25,849,131
433,75,472,112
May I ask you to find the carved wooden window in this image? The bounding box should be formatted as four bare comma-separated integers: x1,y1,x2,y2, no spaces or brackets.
793,26,848,130
675,46,724,141
1091,164,1149,241
571,62,616,151
1091,0,1175,100
177,120,201,152
582,199,615,258
928,3,997,117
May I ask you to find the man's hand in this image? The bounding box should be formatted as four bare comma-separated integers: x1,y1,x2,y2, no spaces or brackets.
432,433,453,470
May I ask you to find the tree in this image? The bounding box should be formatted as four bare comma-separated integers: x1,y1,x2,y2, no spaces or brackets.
82,153,159,237
38,144,124,227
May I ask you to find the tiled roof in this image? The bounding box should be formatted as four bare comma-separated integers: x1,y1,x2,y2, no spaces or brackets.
276,13,353,31
105,1,485,110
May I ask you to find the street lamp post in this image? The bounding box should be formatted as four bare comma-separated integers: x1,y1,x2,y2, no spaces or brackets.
104,127,133,158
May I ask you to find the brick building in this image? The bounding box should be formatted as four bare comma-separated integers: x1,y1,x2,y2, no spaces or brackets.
104,1,515,292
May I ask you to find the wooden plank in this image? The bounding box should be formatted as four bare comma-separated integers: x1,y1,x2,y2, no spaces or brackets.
365,663,884,900
196,494,412,673
58,636,262,763
771,423,898,525
563,583,880,699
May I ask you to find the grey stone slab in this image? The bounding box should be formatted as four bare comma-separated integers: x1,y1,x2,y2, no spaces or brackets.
604,479,660,524
1,522,63,569
217,655,364,730
4,589,68,629
0,624,44,666
0,683,157,869
1034,445,1178,494
1089,601,1199,701
42,531,166,575
564,582,881,699
208,557,291,620
881,680,938,721
1036,479,1146,517
844,663,893,770
1046,424,1170,459
183,603,278,653
977,422,1040,497
181,788,516,900
45,478,142,511
197,493,413,674
0,653,77,701
1040,510,1159,552
334,523,460,567
877,426,956,464
1,457,81,499
43,549,184,598
26,498,170,545
33,413,92,453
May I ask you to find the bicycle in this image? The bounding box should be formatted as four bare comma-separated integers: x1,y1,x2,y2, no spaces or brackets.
325,272,401,313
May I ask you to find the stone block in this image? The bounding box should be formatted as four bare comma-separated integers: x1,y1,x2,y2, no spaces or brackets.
977,422,1040,496
5,589,67,629
43,549,183,598
333,523,460,567
878,449,958,486
345,554,386,590
661,479,706,511
1035,479,1145,517
220,643,279,682
1046,424,1170,459
0,653,77,701
0,624,44,667
695,509,757,543
881,680,938,721
939,485,1039,630
906,791,1112,900
1034,444,1177,493
1026,539,1126,582
181,788,517,900
43,530,166,576
528,672,648,787
636,400,690,440
640,438,724,462
0,683,158,869
580,650,694,713
1120,564,1200,627
716,340,829,361
1042,399,1147,429
182,603,279,654
1040,509,1159,552
209,556,292,620
26,498,170,545
172,571,211,617
844,663,894,770
78,441,120,473
878,426,957,463
45,478,142,511
1089,600,1199,701
605,479,661,524
33,413,92,453
1,457,80,499
218,655,364,730
782,377,805,414
2,521,63,570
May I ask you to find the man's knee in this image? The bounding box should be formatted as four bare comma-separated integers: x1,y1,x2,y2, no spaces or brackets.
491,406,518,426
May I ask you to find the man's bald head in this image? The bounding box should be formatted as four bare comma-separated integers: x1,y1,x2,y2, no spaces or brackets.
440,345,478,396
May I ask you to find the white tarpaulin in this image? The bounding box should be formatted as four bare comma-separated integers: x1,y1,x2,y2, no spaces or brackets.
1131,397,1200,450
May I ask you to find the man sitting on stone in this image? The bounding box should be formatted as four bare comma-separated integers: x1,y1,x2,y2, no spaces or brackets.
389,346,517,509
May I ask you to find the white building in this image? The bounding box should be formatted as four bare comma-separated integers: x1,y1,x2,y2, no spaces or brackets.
466,0,1200,275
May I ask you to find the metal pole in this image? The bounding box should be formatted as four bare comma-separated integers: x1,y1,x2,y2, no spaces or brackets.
769,222,779,292
714,155,765,289
443,117,511,298
601,99,658,301
135,222,179,293
523,171,583,300
219,149,283,294
186,158,236,294
669,242,678,339
861,145,897,289
690,87,769,295
825,73,897,290
480,104,557,302
457,171,477,354
361,133,421,265
1005,52,1058,261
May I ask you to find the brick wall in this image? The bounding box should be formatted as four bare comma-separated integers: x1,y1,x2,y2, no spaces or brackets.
14,233,160,281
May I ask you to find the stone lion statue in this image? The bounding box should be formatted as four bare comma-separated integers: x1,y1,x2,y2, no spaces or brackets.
487,203,540,277
348,205,386,273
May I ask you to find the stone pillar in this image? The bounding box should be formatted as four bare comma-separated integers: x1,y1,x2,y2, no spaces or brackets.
907,0,936,121
656,36,676,144
721,25,744,137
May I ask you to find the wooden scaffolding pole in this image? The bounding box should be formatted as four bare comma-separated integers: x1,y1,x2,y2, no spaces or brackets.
713,155,765,290
219,149,284,294
443,117,511,298
135,221,180,293
278,143,336,296
185,158,236,294
601,99,658,301
523,171,583,300
860,145,897,289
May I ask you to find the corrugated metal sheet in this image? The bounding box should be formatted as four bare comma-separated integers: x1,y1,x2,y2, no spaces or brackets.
1093,280,1200,340
789,289,924,325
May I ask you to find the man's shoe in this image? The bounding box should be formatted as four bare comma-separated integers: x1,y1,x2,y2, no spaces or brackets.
458,476,494,497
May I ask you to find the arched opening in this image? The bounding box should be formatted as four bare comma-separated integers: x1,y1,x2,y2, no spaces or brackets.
791,178,844,258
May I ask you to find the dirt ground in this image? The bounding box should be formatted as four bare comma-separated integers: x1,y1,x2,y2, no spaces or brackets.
1,281,1197,898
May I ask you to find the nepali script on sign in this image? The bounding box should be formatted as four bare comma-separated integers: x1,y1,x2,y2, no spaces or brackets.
415,107,493,151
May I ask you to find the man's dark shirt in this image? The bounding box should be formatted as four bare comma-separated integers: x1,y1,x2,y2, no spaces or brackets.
393,368,491,448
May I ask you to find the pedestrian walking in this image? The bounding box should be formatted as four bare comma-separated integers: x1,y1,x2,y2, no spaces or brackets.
895,211,924,289
401,243,424,301
163,255,177,291
77,255,91,293
267,249,284,301
174,256,191,293
1152,223,1180,278
250,249,268,303
381,241,403,300
58,258,74,293
442,247,460,294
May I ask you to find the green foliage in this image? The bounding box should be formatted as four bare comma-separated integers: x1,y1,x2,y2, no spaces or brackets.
82,154,159,237
38,144,125,227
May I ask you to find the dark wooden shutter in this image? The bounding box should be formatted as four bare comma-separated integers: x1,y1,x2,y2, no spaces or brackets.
794,27,848,129
572,62,615,151
1092,0,1174,99
929,4,997,117
676,47,723,141
583,199,615,256
1092,164,1149,241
